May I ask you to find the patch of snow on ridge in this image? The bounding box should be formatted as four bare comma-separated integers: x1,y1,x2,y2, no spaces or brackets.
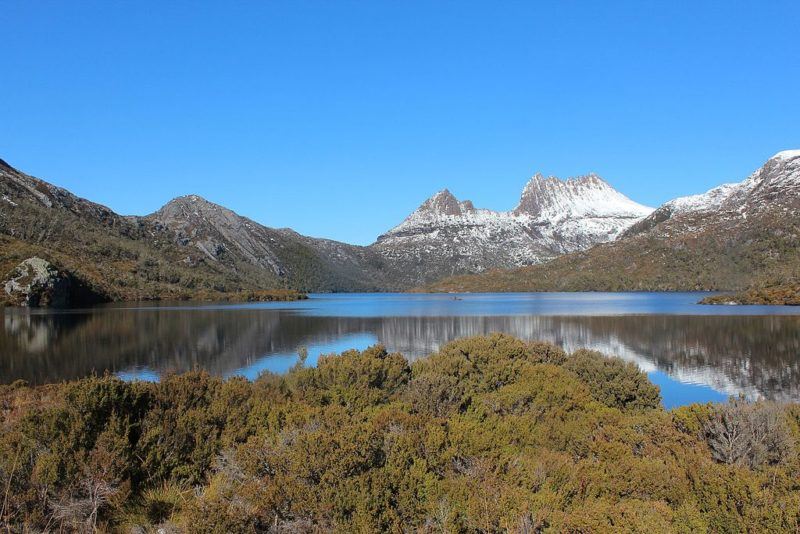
632,148,800,228
772,150,800,161
665,183,740,214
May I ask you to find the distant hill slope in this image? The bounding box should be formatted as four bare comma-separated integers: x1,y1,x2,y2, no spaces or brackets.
423,151,800,294
0,159,387,301
145,195,389,292
372,175,652,286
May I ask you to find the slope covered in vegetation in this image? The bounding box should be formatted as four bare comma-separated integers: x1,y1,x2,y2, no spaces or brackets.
0,235,306,306
700,265,800,305
700,284,800,305
0,159,380,304
2,335,799,532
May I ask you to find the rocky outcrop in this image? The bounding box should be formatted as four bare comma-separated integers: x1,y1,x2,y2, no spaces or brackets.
3,257,108,308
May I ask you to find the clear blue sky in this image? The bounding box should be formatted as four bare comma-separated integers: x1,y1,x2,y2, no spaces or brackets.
2,1,798,245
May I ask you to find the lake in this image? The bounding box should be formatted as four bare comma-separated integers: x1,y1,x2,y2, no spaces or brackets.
2,292,800,408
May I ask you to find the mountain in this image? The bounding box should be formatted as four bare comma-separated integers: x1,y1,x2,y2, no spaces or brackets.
1,159,656,301
625,149,800,236
0,158,200,302
0,159,385,303
372,175,653,286
146,195,388,292
6,151,797,304
424,151,800,295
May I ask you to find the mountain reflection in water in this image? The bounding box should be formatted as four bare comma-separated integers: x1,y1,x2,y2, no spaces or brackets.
2,293,799,406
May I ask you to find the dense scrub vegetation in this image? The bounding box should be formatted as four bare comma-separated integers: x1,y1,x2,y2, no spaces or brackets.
700,267,800,305
700,284,800,305
2,334,800,532
0,237,306,306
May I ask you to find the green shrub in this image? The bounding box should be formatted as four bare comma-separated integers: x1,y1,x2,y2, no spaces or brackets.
564,349,662,410
1,336,798,532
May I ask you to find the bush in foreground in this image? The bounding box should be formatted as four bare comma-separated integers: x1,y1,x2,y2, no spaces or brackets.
1,334,799,532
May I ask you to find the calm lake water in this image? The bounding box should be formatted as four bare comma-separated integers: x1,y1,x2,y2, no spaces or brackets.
2,292,800,408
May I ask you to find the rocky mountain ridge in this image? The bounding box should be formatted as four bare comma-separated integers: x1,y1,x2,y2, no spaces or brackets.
425,150,800,296
373,174,653,285
146,194,388,292
4,151,797,304
625,149,800,239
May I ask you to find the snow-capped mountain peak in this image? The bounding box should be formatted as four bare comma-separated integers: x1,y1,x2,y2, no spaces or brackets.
658,149,800,217
771,149,800,162
623,150,800,244
514,172,652,220
373,172,653,286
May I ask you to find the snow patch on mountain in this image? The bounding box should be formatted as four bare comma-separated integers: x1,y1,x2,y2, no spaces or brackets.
773,150,800,161
661,149,800,217
664,183,741,214
387,175,651,235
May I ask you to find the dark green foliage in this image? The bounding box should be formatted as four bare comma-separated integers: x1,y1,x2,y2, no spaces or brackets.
408,334,569,416
563,349,662,410
700,266,800,305
1,335,799,532
288,345,411,411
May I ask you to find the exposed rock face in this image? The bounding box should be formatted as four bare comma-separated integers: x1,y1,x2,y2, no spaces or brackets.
0,158,120,223
149,195,287,276
4,257,68,307
3,257,106,307
372,175,652,286
417,189,471,216
147,196,389,291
